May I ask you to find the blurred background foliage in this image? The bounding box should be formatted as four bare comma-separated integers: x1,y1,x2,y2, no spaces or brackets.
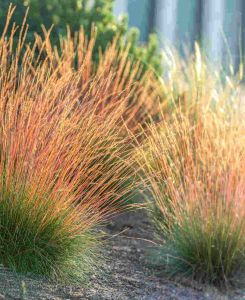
0,0,163,76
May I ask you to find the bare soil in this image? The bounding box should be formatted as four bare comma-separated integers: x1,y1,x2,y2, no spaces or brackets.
0,210,244,300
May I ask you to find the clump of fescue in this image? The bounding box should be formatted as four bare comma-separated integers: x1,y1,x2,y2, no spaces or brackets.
0,6,137,282
137,106,245,286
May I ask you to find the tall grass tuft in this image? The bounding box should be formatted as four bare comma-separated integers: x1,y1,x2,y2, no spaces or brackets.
137,101,245,286
0,6,137,282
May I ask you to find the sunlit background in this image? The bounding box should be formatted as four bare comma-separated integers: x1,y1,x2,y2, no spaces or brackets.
114,0,243,67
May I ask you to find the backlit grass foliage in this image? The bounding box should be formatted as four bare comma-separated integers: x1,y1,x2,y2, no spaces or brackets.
33,20,163,133
138,104,245,285
159,43,243,120
0,6,137,281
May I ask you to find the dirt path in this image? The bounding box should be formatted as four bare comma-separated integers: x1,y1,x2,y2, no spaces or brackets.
0,211,244,299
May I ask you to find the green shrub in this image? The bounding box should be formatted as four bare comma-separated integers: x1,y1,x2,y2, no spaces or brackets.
0,0,163,76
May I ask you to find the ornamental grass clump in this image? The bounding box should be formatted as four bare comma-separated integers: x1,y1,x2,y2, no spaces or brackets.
0,6,136,282
138,106,245,286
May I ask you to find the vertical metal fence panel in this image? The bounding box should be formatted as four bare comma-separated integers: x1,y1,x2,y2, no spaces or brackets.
223,0,242,70
202,0,225,63
176,0,202,53
119,0,243,66
154,0,178,46
127,0,153,41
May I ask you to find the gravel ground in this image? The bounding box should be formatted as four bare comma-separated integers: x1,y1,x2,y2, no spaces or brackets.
0,210,244,300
